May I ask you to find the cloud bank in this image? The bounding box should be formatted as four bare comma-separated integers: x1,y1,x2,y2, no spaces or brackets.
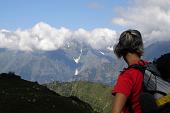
112,0,170,46
0,22,117,51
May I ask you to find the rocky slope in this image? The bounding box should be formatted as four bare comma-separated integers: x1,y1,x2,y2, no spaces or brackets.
0,72,98,113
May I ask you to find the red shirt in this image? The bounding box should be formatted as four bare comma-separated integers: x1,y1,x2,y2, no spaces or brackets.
112,61,147,113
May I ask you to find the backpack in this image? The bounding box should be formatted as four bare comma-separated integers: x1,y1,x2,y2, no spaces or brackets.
129,62,170,113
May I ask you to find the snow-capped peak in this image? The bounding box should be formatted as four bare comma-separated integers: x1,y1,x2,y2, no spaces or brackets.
107,46,113,51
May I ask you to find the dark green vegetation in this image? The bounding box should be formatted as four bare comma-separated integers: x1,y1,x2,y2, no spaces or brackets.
154,53,170,82
0,72,98,113
46,81,114,113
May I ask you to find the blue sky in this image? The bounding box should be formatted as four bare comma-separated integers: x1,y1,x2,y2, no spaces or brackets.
0,0,128,30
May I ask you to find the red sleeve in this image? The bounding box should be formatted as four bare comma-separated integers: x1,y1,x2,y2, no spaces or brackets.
112,71,134,97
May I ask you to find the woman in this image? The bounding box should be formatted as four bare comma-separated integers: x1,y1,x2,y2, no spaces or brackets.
111,29,146,113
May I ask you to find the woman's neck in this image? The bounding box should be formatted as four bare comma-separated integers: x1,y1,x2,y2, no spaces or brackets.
125,53,141,66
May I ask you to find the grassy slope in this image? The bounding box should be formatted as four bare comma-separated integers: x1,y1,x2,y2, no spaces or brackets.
46,81,114,113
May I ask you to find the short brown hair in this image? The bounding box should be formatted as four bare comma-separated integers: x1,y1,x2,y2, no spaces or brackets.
114,29,144,58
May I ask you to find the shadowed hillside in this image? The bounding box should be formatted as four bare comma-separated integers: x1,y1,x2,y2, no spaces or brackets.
0,72,98,113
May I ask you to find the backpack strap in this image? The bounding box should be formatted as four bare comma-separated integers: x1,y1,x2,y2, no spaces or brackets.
128,64,146,73
126,93,134,113
145,90,167,96
127,60,146,73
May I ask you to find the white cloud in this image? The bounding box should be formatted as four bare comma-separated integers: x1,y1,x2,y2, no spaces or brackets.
0,22,117,51
89,28,117,49
112,0,170,46
112,18,128,26
88,2,103,10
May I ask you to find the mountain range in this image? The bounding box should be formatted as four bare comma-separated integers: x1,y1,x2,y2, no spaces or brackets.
0,40,169,85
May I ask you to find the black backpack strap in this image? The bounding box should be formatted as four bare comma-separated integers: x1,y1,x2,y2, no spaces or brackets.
126,94,134,113
127,59,146,72
127,64,146,72
144,90,167,96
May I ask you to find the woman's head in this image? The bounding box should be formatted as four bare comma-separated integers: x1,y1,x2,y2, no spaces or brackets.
114,29,144,58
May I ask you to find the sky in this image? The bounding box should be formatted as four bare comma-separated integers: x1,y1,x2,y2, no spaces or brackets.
0,0,170,51
0,0,127,30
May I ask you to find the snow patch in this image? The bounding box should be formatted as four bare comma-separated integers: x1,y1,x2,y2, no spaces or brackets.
74,69,79,75
73,48,83,64
99,51,105,55
107,46,113,51
73,56,81,64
